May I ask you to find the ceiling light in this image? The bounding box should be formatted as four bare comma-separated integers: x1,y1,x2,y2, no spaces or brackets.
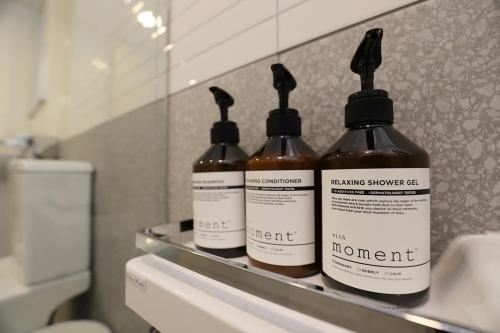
131,1,144,14
189,79,197,85
156,26,166,35
138,11,156,28
91,58,109,71
163,44,174,52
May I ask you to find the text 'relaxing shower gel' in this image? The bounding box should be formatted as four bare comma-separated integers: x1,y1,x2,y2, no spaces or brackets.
321,29,431,306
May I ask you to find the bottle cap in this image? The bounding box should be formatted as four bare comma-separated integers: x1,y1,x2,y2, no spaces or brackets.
266,64,302,136
345,28,393,127
209,86,239,144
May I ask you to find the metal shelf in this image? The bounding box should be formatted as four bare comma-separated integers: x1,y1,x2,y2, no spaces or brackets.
136,221,481,333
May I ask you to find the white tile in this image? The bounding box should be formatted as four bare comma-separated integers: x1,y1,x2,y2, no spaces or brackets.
158,49,167,73
169,0,276,68
59,0,169,138
114,36,157,79
170,0,237,41
170,0,199,19
113,74,158,115
278,0,417,51
169,18,277,94
278,0,304,12
112,56,158,98
155,72,167,99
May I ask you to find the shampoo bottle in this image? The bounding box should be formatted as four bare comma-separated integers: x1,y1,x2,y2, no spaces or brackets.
193,87,248,258
246,64,320,278
321,29,430,305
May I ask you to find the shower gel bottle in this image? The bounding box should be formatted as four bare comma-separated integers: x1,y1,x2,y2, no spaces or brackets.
321,29,430,306
246,64,320,278
193,87,248,258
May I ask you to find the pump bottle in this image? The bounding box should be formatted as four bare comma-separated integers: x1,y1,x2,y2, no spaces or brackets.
193,87,248,258
321,29,430,305
245,64,320,278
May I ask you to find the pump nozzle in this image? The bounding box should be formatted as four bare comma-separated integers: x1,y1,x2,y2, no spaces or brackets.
345,28,393,128
208,86,239,144
271,64,296,110
209,86,234,122
350,28,383,91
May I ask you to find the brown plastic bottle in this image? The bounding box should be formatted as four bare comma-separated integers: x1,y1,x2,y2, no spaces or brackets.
321,29,430,306
245,64,321,278
192,87,248,258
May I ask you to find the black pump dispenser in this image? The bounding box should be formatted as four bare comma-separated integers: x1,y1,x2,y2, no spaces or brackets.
209,86,239,144
266,64,301,136
345,28,393,127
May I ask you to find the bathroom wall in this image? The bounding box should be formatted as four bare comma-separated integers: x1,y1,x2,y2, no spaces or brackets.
0,0,43,138
167,0,500,261
50,0,498,331
0,0,168,139
167,0,417,94
64,0,168,138
60,98,167,333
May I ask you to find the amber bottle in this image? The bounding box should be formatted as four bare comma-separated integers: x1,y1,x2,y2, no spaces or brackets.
193,87,248,258
246,64,321,278
321,29,430,306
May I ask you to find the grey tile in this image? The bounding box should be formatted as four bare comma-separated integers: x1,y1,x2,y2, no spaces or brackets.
167,55,279,222
60,98,167,333
58,0,500,330
166,0,500,261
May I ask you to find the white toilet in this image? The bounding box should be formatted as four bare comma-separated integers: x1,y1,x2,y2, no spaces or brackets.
0,159,110,333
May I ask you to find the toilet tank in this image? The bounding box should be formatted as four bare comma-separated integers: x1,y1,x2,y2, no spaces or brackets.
8,159,93,285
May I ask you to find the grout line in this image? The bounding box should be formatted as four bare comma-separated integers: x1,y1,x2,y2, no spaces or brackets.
171,0,201,22
275,0,427,56
277,0,309,16
168,0,310,72
113,2,168,66
179,11,278,64
113,25,158,67
167,0,427,96
168,53,278,97
63,97,166,142
73,64,166,109
111,70,167,102
114,47,159,81
276,0,280,61
171,0,243,43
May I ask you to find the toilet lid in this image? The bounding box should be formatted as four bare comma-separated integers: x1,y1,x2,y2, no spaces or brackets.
32,321,111,333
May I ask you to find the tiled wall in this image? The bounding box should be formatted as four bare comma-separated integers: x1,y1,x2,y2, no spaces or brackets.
55,0,498,330
0,0,169,139
167,0,500,261
65,0,168,137
167,0,416,94
60,99,167,333
0,0,42,137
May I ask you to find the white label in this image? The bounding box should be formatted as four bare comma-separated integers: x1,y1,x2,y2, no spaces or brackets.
245,170,316,266
193,171,245,249
322,168,430,294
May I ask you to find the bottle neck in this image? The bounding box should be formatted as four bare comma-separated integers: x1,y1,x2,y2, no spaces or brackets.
347,120,392,130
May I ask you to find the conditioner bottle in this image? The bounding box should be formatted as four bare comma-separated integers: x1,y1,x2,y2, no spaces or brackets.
193,87,248,258
246,64,320,278
321,29,430,306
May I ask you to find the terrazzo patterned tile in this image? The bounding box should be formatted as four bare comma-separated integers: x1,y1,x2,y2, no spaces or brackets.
167,56,278,222
167,0,500,261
